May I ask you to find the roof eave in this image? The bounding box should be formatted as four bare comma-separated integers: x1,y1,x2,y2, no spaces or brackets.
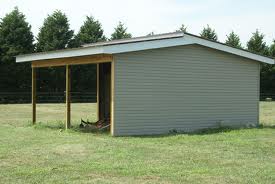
16,46,105,62
183,34,275,65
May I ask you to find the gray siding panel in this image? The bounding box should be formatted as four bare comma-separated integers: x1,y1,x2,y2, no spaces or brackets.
113,45,260,136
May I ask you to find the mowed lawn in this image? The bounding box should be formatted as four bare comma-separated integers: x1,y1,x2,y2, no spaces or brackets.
0,103,274,184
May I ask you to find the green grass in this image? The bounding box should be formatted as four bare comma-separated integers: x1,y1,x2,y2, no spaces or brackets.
0,102,275,184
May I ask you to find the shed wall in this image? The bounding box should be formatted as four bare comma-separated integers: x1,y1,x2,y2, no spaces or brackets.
113,45,260,136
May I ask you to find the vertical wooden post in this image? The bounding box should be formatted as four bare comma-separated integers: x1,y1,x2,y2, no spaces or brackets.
32,67,36,124
110,61,115,136
97,64,100,121
65,65,71,129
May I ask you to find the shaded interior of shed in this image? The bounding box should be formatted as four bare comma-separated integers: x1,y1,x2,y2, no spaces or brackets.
98,62,111,122
29,55,113,130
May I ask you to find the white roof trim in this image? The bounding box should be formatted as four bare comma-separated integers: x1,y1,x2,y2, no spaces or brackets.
183,34,274,64
16,32,274,64
16,46,105,62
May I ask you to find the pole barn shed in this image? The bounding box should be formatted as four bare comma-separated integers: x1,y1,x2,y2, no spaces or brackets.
16,32,274,136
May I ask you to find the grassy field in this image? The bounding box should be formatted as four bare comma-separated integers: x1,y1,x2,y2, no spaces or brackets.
0,102,274,184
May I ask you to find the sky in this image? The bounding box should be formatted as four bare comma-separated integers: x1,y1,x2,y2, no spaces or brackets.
0,0,275,45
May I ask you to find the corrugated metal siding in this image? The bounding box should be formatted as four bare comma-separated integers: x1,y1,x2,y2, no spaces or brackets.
113,45,260,136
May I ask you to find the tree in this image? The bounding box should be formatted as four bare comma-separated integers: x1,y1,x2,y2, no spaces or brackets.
36,10,74,92
178,24,187,33
266,40,275,94
270,40,275,57
0,7,34,92
70,16,106,93
247,30,273,94
0,7,34,61
36,10,74,52
110,22,132,40
72,16,106,47
247,30,269,56
225,31,242,49
200,25,218,41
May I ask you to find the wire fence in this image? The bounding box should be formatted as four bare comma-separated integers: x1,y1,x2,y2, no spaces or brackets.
0,92,97,104
0,92,274,104
260,93,275,101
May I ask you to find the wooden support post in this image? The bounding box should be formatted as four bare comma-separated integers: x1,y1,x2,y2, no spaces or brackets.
65,65,71,129
110,61,114,136
32,67,36,124
97,64,100,121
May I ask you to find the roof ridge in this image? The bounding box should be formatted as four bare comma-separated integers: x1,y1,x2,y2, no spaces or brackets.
82,31,184,47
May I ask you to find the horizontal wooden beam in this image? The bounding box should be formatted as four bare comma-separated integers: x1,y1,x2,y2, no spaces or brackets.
31,54,113,68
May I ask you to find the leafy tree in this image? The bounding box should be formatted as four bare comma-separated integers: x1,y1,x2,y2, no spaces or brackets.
110,22,132,40
178,24,187,33
36,10,74,52
0,7,34,92
225,31,242,49
247,30,269,56
200,25,218,41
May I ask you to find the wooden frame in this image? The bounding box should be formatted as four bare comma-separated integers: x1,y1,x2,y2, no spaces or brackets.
110,60,115,136
32,67,36,124
97,64,99,121
65,65,71,129
30,54,114,133
31,54,113,68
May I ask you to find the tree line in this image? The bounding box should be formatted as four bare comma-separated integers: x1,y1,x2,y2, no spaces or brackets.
0,8,132,97
180,24,275,95
0,8,274,101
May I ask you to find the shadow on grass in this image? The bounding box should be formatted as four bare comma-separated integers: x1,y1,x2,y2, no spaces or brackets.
184,124,274,135
72,126,110,135
33,121,64,130
126,124,275,138
257,124,275,129
126,128,236,138
32,121,110,135
30,121,275,137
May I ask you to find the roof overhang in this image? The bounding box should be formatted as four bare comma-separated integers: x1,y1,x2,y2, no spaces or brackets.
16,32,275,65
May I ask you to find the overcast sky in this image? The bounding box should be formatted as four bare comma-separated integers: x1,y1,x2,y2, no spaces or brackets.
1,0,274,45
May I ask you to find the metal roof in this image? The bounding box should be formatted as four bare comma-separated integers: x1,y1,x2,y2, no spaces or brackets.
16,32,275,64
81,32,184,47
